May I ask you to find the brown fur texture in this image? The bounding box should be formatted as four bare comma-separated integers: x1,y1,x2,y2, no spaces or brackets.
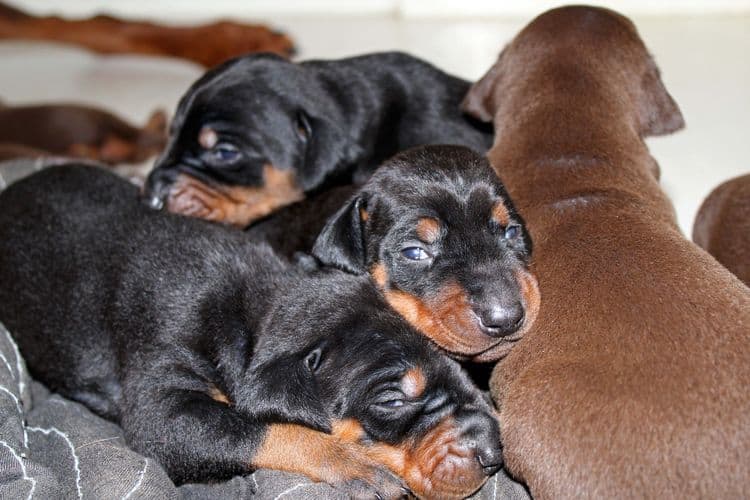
693,173,750,286
252,422,404,497
0,101,166,164
463,6,750,498
0,2,294,67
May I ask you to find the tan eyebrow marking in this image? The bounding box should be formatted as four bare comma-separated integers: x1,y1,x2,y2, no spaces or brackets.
492,200,511,227
198,125,218,149
401,367,427,399
415,217,441,243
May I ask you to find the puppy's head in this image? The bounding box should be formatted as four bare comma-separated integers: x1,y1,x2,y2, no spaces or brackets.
143,53,362,227
246,272,503,499
462,5,684,138
312,145,540,362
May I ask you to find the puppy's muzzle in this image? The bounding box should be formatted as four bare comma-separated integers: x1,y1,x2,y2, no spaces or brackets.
473,300,525,338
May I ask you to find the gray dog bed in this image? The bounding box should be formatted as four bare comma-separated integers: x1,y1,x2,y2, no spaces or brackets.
0,159,530,499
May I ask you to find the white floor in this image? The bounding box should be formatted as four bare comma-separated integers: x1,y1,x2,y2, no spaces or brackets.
1,11,748,235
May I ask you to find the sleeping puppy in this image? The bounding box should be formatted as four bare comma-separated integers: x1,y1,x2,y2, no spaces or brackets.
0,164,503,499
0,100,167,164
693,173,750,286
247,145,541,362
142,52,493,226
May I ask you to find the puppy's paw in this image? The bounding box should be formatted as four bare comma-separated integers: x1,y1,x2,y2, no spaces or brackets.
325,443,410,500
335,470,410,500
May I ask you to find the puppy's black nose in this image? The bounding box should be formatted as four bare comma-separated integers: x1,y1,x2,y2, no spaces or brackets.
144,193,165,210
142,168,174,211
476,443,503,476
475,302,524,337
457,410,504,476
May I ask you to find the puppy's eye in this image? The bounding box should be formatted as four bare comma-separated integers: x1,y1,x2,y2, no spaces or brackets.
211,143,241,163
372,390,408,411
504,225,521,240
377,399,406,408
304,347,323,373
401,247,432,261
295,111,312,143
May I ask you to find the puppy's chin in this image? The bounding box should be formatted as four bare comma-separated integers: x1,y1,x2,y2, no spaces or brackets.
470,338,520,363
365,417,495,499
470,269,541,363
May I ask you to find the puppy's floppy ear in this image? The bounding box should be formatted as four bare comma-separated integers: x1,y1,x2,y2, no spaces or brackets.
244,354,331,433
461,49,507,123
311,194,368,274
298,114,364,191
637,56,685,136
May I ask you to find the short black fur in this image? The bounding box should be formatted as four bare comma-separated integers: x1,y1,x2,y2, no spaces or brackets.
247,146,537,362
0,165,502,494
143,52,493,215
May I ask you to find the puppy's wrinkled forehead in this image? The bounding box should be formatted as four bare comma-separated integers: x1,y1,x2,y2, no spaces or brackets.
175,54,303,123
382,174,512,231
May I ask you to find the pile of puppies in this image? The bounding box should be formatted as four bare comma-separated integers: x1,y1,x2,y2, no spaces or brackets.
0,5,748,499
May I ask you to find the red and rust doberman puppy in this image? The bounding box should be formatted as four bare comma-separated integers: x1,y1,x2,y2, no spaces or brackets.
0,100,167,164
0,1,294,67
693,173,750,286
463,6,750,498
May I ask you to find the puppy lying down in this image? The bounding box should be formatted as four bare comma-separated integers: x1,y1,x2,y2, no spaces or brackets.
0,164,508,499
248,145,541,363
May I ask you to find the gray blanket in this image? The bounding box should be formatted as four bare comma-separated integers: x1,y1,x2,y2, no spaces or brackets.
0,159,530,499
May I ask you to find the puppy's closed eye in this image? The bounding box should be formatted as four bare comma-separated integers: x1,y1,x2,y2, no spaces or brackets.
304,347,323,373
295,111,312,143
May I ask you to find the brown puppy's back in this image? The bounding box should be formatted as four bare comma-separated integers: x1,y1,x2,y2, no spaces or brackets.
693,173,750,286
464,6,750,498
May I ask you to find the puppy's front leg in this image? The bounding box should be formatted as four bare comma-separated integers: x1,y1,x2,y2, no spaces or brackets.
253,422,408,498
119,383,406,498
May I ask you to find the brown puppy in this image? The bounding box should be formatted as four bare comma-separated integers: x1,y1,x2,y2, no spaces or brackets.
463,6,750,498
0,101,166,164
693,173,750,286
0,2,294,67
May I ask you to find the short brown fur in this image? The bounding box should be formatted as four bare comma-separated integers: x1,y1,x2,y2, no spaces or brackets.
207,384,232,406
492,200,511,227
693,173,750,286
464,6,750,498
0,2,294,67
400,367,427,399
0,103,167,165
415,217,441,243
252,423,392,488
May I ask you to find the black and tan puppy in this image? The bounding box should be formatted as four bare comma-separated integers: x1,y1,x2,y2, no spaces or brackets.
142,52,493,226
248,146,541,362
0,165,503,499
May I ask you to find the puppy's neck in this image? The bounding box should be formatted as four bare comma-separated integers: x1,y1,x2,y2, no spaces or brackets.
487,63,673,226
